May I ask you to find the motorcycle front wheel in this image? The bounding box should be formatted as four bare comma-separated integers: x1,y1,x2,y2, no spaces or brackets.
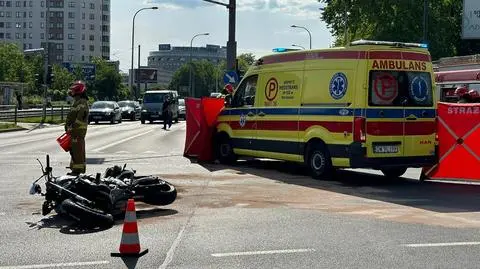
61,199,114,228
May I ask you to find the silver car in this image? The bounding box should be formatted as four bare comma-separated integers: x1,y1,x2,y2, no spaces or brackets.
88,101,122,124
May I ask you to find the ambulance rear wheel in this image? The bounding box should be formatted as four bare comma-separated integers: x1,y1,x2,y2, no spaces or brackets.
216,135,237,164
381,167,407,178
307,143,333,179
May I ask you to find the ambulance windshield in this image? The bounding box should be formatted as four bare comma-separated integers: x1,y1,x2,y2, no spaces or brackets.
368,71,433,107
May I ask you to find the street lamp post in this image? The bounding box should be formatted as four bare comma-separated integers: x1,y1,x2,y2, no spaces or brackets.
202,0,236,71
189,33,209,97
292,44,305,50
291,25,312,50
131,7,158,99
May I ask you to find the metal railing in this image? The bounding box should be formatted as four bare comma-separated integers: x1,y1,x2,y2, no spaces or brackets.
0,105,70,123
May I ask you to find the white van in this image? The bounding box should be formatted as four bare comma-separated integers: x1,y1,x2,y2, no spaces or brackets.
140,90,179,124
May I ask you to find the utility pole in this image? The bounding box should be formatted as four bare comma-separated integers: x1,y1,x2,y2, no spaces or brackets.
137,44,141,98
42,0,50,123
203,0,237,71
423,0,428,43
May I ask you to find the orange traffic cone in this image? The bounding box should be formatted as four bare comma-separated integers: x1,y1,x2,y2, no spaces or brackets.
111,199,149,257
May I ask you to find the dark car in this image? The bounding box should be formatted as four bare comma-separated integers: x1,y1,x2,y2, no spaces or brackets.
178,98,185,120
88,101,122,124
118,100,141,121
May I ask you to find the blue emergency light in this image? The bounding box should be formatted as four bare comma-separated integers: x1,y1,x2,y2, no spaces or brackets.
273,48,288,52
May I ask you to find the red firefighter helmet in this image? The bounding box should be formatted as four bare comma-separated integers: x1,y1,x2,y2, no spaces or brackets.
454,86,469,98
69,81,86,96
224,84,234,94
468,89,480,100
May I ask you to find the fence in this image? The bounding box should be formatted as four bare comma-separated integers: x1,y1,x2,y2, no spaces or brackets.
0,105,70,123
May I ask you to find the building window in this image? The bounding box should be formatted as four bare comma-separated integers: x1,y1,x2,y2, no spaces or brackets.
82,24,85,29
6,1,11,7
81,34,85,40
68,33,75,39
49,23,54,28
0,33,4,39
0,22,3,28
16,1,20,7
29,11,32,17
23,0,26,7
23,32,26,39
41,1,43,7
23,43,27,50
57,12,63,18
6,11,11,17
81,55,84,61
90,3,94,9
29,1,32,7
40,22,44,28
29,22,32,28
29,32,32,39
56,43,63,49
48,33,53,39
102,15,109,21
56,23,62,28
16,12,21,18
15,33,20,39
102,35,109,42
15,22,21,28
23,11,26,18
29,43,32,49
0,11,4,17
89,35,94,41
102,25,109,32
89,45,94,51
89,24,94,30
6,33,11,39
56,55,63,61
81,44,85,51
89,14,94,20
68,44,74,50
68,55,74,61
68,23,74,29
41,12,44,18
49,11,54,17
0,1,4,6
82,13,85,19
40,33,44,39
68,12,75,18
5,22,11,28
103,4,109,11
68,1,74,7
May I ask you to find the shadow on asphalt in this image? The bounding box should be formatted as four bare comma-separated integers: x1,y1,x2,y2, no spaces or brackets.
25,215,110,234
26,209,178,234
199,159,480,214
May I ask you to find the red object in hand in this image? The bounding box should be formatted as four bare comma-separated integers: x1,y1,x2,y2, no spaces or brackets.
56,132,72,152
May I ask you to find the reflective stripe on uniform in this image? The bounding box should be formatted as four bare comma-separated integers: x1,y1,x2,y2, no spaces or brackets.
75,119,88,129
71,163,86,169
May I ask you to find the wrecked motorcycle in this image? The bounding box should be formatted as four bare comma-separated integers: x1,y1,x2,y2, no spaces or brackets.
30,155,177,228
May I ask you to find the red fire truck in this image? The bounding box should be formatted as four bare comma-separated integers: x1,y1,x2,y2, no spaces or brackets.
435,69,480,103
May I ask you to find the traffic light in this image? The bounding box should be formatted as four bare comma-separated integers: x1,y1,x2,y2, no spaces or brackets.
46,65,54,86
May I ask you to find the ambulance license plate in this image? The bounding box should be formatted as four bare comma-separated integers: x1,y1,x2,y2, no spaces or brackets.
373,145,399,154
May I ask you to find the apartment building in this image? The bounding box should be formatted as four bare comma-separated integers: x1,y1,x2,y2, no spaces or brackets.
0,0,110,64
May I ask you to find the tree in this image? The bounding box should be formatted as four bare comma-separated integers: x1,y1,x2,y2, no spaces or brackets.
168,60,220,97
88,57,124,101
50,65,75,101
319,0,479,60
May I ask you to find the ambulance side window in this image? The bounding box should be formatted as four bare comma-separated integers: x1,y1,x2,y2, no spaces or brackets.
232,75,258,107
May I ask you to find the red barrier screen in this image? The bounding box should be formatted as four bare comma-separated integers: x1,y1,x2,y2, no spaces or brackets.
424,102,480,180
184,97,224,162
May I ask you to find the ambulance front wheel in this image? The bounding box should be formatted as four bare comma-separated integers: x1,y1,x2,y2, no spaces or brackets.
306,143,333,179
381,167,407,179
216,135,237,164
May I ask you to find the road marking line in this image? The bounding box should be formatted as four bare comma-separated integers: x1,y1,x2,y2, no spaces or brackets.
92,129,154,152
158,210,195,269
403,242,480,247
0,260,109,269
211,248,316,257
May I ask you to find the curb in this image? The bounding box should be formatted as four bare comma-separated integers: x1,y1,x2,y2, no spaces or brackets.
0,127,27,133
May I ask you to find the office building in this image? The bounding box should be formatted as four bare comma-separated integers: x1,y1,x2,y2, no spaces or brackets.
147,43,227,86
0,0,110,64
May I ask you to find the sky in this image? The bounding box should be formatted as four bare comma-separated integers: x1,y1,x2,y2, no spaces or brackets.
111,0,334,73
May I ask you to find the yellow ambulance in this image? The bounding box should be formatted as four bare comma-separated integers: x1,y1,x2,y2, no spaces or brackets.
215,40,437,179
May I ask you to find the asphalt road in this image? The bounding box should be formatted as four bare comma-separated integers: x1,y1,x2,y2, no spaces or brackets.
1,121,480,269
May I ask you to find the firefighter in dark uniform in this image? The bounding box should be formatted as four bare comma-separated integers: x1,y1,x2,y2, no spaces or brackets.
65,81,89,175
